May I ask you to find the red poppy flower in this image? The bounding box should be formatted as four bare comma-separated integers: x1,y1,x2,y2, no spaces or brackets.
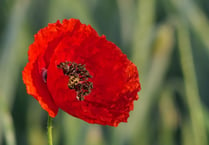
22,18,141,126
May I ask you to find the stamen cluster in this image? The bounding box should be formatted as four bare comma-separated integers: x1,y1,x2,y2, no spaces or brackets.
57,61,93,101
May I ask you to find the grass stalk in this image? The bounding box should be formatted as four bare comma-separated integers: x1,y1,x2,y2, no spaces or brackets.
177,21,208,145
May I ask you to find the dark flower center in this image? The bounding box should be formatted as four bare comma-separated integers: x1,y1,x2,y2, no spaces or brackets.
57,61,93,101
42,68,47,83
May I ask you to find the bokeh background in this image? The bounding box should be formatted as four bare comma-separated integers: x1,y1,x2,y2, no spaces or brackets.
0,0,209,145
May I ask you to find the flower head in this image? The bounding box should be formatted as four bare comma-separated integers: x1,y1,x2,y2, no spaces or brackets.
22,18,141,126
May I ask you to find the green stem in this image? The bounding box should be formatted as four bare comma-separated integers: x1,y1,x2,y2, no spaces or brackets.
47,116,53,145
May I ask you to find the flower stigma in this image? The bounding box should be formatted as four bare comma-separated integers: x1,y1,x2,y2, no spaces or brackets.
57,61,93,101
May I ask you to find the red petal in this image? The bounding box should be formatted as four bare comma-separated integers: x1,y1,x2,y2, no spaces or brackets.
22,60,58,117
23,19,81,117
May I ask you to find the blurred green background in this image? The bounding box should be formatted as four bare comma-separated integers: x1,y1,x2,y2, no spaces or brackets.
0,0,209,145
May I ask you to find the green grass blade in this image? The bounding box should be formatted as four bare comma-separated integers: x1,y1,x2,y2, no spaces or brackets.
177,21,208,145
171,0,209,54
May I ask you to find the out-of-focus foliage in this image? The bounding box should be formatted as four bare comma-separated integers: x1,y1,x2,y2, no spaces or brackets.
0,0,209,145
